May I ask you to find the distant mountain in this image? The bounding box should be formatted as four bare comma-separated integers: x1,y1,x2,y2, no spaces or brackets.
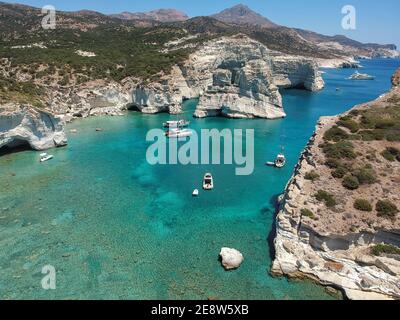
211,4,277,28
210,4,397,57
296,29,398,57
110,9,189,23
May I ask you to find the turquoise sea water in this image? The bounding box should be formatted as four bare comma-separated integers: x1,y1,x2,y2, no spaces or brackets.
0,59,399,300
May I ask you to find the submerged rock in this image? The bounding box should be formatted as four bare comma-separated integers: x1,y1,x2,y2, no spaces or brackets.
220,247,244,270
0,103,67,151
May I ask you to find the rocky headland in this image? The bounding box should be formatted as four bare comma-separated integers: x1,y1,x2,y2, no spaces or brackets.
131,35,324,119
271,69,400,300
0,103,67,151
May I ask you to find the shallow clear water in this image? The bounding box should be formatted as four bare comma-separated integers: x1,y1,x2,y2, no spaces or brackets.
1,59,399,299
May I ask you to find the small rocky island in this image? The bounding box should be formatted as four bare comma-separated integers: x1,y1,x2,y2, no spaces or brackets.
271,69,400,300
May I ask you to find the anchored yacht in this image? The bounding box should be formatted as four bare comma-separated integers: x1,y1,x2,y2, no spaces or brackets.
348,71,375,80
203,173,214,190
165,128,193,138
39,153,53,162
163,119,190,128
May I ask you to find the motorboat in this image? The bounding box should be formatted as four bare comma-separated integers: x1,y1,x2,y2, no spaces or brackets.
40,153,54,162
266,153,286,168
274,153,286,168
165,128,193,138
163,119,190,128
348,71,375,80
203,173,214,190
192,189,199,197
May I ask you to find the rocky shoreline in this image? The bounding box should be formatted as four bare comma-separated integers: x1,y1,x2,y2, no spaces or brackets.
1,34,328,151
131,35,325,119
0,34,396,152
0,103,67,151
271,71,400,300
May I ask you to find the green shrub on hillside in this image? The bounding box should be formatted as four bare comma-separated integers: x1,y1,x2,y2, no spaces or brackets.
332,166,348,179
325,158,341,169
354,199,373,212
353,166,377,185
386,132,400,142
371,244,400,256
337,118,360,133
305,171,320,182
359,129,385,141
376,200,398,218
315,190,336,207
342,175,360,190
324,126,349,142
322,141,356,160
301,208,315,219
381,147,400,162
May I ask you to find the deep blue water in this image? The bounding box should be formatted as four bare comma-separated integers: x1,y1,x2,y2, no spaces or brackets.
0,58,399,299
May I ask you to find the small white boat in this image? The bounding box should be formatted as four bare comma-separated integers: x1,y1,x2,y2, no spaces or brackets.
192,189,199,197
40,153,53,162
203,173,214,190
274,154,286,168
348,71,375,80
165,128,193,138
163,120,190,128
266,153,286,168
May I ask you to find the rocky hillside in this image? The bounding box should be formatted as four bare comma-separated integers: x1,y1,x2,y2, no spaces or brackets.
0,2,331,113
271,69,400,300
210,4,399,59
392,69,400,87
296,30,400,59
110,9,189,23
0,2,397,121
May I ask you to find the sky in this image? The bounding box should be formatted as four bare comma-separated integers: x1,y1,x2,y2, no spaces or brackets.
3,0,400,48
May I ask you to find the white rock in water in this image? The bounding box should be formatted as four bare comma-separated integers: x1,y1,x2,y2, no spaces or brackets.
220,247,244,270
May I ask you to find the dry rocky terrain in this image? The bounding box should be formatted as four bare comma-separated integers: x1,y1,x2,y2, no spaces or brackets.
272,69,400,300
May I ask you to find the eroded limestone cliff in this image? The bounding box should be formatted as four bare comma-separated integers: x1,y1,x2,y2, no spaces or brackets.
130,35,324,119
0,104,67,151
271,70,400,300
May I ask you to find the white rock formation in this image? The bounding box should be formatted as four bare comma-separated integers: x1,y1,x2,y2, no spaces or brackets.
271,88,400,300
220,247,244,270
271,55,325,91
130,65,192,114
50,81,132,120
0,104,67,151
131,34,325,118
194,57,283,119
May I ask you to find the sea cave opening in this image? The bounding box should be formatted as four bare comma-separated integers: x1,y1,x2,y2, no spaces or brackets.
0,139,32,156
